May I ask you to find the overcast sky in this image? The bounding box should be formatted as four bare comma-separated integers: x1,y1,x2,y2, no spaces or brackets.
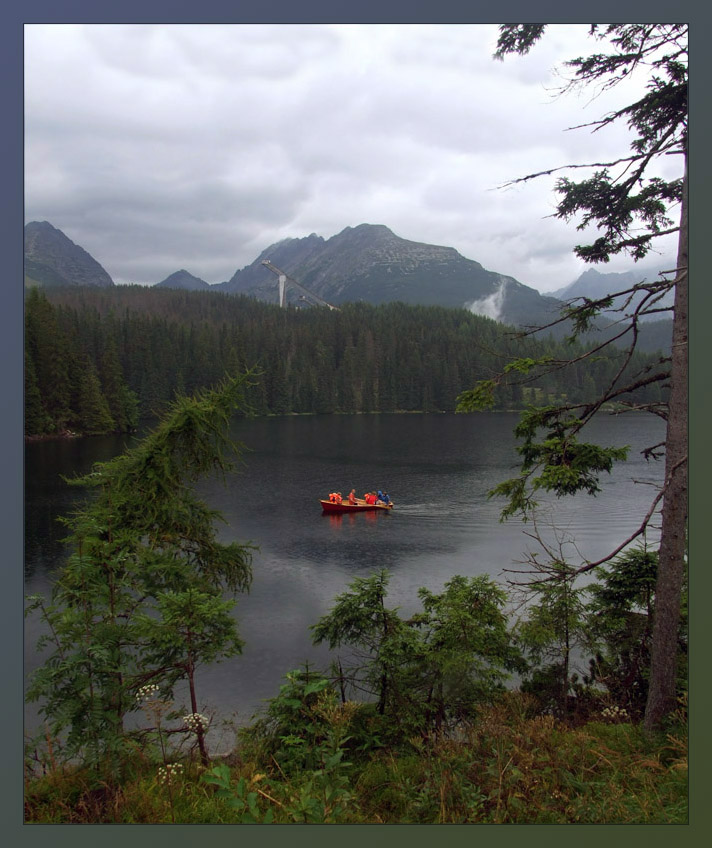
24,23,681,293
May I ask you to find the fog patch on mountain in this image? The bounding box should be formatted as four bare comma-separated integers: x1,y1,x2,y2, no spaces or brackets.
465,278,507,322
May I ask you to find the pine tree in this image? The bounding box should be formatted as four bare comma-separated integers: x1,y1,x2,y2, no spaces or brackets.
26,372,257,772
74,357,115,434
25,289,74,431
24,347,50,435
461,24,687,728
100,335,138,431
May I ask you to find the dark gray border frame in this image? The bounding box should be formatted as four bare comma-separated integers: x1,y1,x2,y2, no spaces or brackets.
7,2,706,846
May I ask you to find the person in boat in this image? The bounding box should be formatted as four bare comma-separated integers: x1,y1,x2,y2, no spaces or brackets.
376,489,385,504
348,489,357,505
381,491,392,506
364,491,377,505
329,492,343,504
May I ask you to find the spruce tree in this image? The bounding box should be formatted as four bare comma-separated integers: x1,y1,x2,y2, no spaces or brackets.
26,372,257,772
24,348,50,435
74,357,115,434
100,335,138,432
25,289,74,431
460,24,687,728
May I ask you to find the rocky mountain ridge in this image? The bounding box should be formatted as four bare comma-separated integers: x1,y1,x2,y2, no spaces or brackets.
24,221,114,288
217,224,563,328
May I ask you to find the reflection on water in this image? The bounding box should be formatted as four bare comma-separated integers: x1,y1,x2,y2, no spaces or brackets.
25,411,665,733
324,510,383,528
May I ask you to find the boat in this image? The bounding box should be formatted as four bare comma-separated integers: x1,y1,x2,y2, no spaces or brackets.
320,498,394,514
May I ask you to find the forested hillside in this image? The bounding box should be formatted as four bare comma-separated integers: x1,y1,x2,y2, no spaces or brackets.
25,285,667,438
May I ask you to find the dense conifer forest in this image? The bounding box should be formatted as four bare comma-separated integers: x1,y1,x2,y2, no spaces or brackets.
24,285,666,437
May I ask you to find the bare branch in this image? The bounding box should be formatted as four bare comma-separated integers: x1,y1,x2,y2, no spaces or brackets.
497,155,643,189
573,454,687,574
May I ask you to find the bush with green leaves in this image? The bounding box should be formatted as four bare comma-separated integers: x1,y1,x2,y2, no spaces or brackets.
514,560,590,717
585,546,687,718
239,666,351,772
235,664,358,822
311,571,524,739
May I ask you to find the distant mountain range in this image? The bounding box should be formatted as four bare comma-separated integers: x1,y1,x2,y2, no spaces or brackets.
552,265,675,323
24,220,672,348
25,220,564,327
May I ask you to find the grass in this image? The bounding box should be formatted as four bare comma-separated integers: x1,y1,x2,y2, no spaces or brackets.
24,692,688,824
349,706,687,824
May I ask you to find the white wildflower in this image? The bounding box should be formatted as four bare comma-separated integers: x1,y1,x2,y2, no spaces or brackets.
157,762,184,784
182,712,210,732
135,683,160,702
601,705,629,723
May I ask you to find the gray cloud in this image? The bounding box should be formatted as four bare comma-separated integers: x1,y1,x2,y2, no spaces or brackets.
24,23,678,290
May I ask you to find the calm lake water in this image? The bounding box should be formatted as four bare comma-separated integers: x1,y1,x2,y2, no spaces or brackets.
24,411,665,745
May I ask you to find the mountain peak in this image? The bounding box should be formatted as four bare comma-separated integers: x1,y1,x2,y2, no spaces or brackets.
341,223,393,235
222,223,559,326
24,221,114,288
155,269,211,290
26,220,57,232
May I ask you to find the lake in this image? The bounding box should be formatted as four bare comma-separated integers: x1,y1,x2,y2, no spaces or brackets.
24,411,665,746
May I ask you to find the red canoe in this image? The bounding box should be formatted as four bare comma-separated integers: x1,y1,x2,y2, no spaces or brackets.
320,499,393,514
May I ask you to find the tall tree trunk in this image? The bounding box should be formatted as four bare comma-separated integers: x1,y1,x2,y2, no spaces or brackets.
644,154,688,730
